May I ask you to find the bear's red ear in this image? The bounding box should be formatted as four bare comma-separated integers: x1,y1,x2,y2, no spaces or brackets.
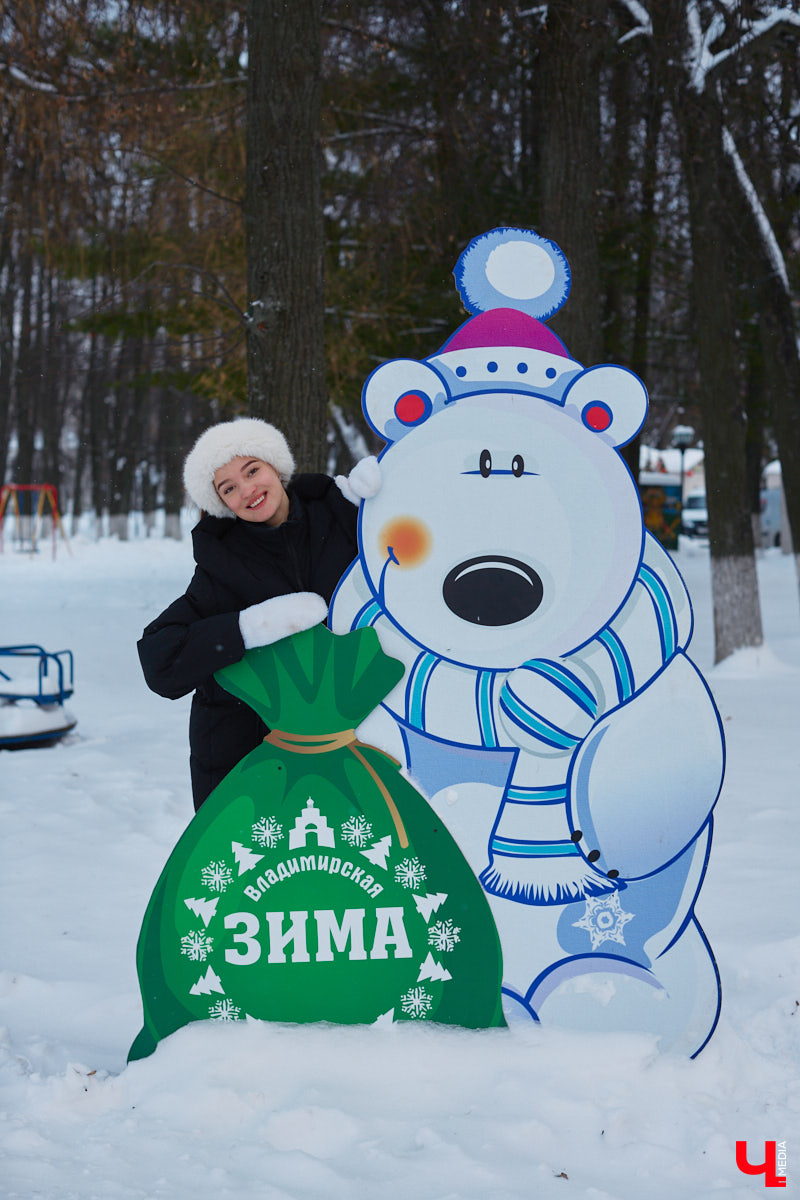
362,358,450,441
562,365,648,448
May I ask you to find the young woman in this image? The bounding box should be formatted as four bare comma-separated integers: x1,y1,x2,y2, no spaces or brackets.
138,417,378,810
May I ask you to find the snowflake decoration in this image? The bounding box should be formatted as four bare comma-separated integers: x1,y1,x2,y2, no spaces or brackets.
180,931,214,962
573,892,634,951
208,998,241,1022
394,856,427,890
251,816,284,848
341,814,373,848
400,986,433,1019
428,919,461,953
201,860,233,893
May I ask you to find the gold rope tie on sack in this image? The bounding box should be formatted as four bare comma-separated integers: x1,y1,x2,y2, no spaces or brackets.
264,729,357,754
263,729,409,848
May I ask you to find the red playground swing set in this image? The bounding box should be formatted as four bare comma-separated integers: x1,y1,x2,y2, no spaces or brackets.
0,482,71,559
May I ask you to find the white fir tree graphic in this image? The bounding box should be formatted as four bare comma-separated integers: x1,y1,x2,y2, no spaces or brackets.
372,1009,395,1027
208,998,241,1022
200,860,233,893
400,985,433,1018
428,918,461,952
184,896,219,927
180,931,214,962
251,816,283,848
417,953,452,983
232,841,264,875
361,835,392,870
341,814,373,848
413,892,448,922
189,965,225,996
394,856,426,890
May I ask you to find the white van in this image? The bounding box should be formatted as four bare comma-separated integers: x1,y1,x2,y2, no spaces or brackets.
682,488,784,545
681,491,708,538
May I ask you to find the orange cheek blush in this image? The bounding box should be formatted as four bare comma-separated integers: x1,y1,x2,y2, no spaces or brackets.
379,517,432,567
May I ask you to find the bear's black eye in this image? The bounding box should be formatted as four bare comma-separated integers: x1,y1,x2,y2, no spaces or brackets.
479,449,492,478
512,454,525,478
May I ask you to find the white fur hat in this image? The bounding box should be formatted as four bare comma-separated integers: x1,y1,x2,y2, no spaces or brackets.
183,417,295,518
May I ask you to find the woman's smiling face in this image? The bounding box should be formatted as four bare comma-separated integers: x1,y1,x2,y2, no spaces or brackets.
213,456,290,526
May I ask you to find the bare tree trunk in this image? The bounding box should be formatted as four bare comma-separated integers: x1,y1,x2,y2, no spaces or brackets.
40,271,66,499
0,104,17,485
71,379,91,531
677,87,762,661
108,338,147,541
245,0,327,472
13,249,36,487
759,280,800,575
624,70,664,482
161,387,186,540
742,326,767,534
88,328,111,538
600,51,633,369
714,83,800,582
107,344,128,540
531,0,607,365
0,235,14,484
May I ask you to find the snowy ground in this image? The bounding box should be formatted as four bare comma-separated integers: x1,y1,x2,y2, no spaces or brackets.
1,530,797,1199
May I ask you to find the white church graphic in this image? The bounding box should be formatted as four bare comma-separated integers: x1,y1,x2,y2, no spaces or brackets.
288,799,337,851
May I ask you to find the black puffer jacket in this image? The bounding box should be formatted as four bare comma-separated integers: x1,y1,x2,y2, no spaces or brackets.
138,474,358,809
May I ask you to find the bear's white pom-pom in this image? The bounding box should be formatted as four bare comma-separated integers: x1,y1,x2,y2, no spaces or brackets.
454,227,571,320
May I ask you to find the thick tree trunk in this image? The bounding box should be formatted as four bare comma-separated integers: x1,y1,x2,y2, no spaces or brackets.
108,344,137,541
677,88,762,661
759,280,800,574
245,0,327,472
71,382,90,529
532,0,607,365
715,104,800,578
0,244,14,485
742,328,767,532
13,249,37,488
39,271,65,500
624,76,664,482
162,387,187,540
87,325,110,537
601,52,633,369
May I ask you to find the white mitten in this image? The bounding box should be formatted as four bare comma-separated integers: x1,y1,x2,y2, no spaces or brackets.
238,592,328,650
334,455,382,505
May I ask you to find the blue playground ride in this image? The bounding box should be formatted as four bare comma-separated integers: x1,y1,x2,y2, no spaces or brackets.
0,645,77,748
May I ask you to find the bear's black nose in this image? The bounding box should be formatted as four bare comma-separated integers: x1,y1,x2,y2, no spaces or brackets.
442,556,543,625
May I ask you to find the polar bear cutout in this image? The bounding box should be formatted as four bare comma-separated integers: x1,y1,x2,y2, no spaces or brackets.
330,227,725,1056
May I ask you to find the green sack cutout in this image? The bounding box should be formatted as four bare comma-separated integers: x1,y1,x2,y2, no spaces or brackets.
129,625,505,1060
